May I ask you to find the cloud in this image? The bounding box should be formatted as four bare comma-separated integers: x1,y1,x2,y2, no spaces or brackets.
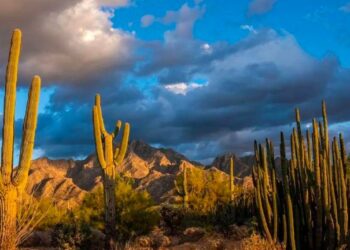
240,24,257,34
0,0,135,85
247,0,277,16
3,0,350,164
141,15,155,27
99,0,131,7
164,82,205,95
36,27,345,162
201,43,213,54
162,3,205,41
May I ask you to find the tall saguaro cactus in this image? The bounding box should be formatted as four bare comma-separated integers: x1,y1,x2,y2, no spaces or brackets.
0,29,41,250
183,164,189,208
230,157,235,201
253,101,349,249
92,94,130,250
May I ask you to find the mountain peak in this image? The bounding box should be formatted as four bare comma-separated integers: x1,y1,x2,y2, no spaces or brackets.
210,152,253,177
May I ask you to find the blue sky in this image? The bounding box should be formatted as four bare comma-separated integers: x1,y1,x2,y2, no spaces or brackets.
1,0,350,163
113,0,350,65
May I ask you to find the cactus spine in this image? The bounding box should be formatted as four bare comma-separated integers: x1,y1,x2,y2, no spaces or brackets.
0,29,41,250
230,157,235,202
253,101,350,249
92,94,130,250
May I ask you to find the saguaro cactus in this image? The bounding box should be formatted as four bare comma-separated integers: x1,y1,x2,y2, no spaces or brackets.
253,101,349,249
230,157,235,201
183,164,189,208
92,94,130,250
0,29,41,250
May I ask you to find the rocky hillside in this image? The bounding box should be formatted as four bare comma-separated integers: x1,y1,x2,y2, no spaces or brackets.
208,153,254,177
26,141,253,207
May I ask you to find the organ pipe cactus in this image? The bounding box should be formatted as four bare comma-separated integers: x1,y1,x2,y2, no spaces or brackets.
0,29,41,250
253,101,349,249
92,94,130,250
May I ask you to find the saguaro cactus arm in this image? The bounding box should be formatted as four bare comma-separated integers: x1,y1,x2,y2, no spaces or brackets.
114,122,130,166
13,76,41,187
93,106,106,169
95,94,107,136
0,29,41,250
112,120,122,138
1,29,21,185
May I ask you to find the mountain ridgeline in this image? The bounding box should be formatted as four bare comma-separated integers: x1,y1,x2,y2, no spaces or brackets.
26,140,254,207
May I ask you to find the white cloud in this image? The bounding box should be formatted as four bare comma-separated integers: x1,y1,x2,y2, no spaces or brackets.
164,82,206,95
211,30,315,76
201,43,212,54
98,0,131,7
0,0,135,84
240,24,257,34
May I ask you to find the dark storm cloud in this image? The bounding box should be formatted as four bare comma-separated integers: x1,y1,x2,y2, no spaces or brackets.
28,27,348,162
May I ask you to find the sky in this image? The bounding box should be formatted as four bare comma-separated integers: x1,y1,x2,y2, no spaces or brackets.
1,0,350,163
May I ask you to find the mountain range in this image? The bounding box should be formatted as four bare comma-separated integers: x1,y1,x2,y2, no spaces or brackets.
26,140,254,207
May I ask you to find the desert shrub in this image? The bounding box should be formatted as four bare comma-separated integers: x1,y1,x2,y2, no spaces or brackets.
75,189,104,231
114,176,159,241
230,185,255,223
239,232,284,250
211,202,236,234
175,167,231,214
160,205,184,234
51,216,94,250
35,200,70,230
76,175,160,242
16,193,51,245
174,167,255,231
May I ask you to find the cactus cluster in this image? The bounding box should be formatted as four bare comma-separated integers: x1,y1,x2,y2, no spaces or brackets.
92,94,130,250
253,101,350,249
0,29,41,250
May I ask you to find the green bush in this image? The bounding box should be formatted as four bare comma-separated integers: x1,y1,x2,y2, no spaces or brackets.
76,175,160,242
36,200,70,230
175,167,231,214
174,167,255,230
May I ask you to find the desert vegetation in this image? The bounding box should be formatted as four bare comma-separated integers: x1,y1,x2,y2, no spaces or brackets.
1,27,349,250
0,29,41,250
92,94,130,249
253,102,350,249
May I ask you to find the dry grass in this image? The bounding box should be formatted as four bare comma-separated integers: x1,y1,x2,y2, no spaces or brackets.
239,233,284,250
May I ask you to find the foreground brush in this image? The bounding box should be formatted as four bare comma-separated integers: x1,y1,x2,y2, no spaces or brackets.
0,29,41,250
253,101,349,250
92,94,130,250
